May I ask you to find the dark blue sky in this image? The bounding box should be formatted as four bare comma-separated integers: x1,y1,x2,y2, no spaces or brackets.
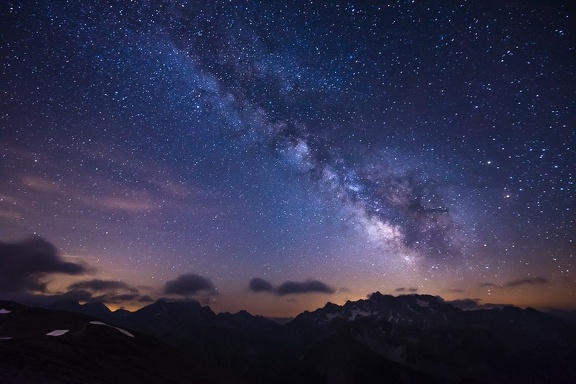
1,0,574,315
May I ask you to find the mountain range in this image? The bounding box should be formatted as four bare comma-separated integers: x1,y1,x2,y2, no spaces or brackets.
1,293,576,383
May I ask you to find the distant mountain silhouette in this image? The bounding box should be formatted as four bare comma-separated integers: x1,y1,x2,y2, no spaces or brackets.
549,309,576,325
3,293,576,383
52,299,113,320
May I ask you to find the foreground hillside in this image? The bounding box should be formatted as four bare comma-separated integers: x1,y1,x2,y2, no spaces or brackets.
0,301,230,384
1,293,576,383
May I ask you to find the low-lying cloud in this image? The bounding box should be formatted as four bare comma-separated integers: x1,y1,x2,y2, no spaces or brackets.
478,282,496,288
448,298,507,310
68,279,133,292
164,273,216,296
505,277,548,288
248,277,335,295
249,277,275,292
479,276,549,290
0,237,86,293
394,287,418,293
0,237,217,307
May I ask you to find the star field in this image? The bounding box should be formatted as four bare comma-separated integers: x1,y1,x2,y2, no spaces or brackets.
1,1,574,316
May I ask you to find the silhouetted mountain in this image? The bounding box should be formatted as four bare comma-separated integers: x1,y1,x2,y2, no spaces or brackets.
51,299,113,320
266,316,294,325
0,300,231,383
3,294,576,383
287,293,576,383
292,292,461,330
104,299,291,383
112,307,131,318
549,309,576,325
292,332,450,384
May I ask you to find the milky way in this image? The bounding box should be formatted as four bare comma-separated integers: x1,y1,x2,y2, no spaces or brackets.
1,1,574,315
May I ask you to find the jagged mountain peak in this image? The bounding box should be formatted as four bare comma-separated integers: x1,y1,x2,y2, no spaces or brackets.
51,300,112,319
82,301,112,313
130,299,217,328
294,292,462,328
322,301,341,312
136,299,206,315
113,308,131,316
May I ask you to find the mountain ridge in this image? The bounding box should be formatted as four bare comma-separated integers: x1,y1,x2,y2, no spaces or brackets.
2,293,576,383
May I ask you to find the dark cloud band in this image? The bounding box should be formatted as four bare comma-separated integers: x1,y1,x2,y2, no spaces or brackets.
0,237,86,293
248,277,335,295
68,279,132,292
164,273,216,296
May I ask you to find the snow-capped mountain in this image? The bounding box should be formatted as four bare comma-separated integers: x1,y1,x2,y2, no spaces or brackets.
293,292,462,328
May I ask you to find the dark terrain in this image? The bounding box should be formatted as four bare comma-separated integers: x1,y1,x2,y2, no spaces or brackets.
2,293,576,383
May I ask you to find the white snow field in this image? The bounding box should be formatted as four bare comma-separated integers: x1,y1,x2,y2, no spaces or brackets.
89,321,134,337
46,330,69,336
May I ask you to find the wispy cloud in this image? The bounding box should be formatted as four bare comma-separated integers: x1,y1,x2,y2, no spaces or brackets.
0,144,225,234
68,279,134,292
505,277,548,288
479,276,549,290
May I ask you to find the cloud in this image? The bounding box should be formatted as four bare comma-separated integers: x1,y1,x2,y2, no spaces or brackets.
447,288,464,293
58,289,94,302
0,237,161,307
448,298,482,310
248,278,335,295
505,277,548,288
21,176,61,193
395,287,418,293
91,293,143,303
68,279,133,292
95,196,154,213
60,279,154,305
0,237,86,293
249,277,275,292
448,298,507,310
164,273,216,296
478,282,497,288
276,280,335,295
479,277,548,290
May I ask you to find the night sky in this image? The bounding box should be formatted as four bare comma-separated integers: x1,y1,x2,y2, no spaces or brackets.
1,1,574,316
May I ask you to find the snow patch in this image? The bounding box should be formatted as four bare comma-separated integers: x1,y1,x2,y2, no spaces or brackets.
348,309,374,319
90,321,134,337
416,299,429,308
0,309,11,314
46,329,69,336
325,309,374,321
326,313,339,320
